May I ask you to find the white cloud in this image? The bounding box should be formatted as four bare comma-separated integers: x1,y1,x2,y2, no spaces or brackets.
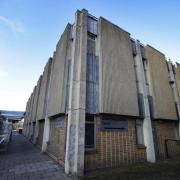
0,15,24,33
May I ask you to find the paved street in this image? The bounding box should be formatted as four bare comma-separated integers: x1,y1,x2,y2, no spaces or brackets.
0,131,72,180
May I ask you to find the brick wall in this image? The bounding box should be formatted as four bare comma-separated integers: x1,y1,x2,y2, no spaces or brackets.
46,116,67,165
85,116,147,171
156,120,180,159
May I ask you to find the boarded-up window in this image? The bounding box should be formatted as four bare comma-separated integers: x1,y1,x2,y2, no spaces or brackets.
101,116,128,131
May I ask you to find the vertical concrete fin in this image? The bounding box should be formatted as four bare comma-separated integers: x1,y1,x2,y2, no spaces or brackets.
134,41,156,162
42,57,54,152
167,61,180,136
65,9,88,176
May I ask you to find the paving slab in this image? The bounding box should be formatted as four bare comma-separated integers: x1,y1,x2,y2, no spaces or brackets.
0,131,72,180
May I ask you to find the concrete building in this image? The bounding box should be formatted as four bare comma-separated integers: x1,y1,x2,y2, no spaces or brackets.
23,9,180,176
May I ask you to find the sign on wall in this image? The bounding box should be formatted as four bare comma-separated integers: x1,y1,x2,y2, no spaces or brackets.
56,116,64,128
101,116,128,131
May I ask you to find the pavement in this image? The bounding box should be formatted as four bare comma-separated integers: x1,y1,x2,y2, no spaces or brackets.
0,131,72,180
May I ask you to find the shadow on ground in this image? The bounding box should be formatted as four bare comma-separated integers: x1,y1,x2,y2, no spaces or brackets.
82,158,180,180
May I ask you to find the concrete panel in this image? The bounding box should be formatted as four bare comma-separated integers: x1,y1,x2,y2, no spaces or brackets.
24,99,30,124
36,58,52,120
175,65,180,98
98,18,139,116
146,45,177,120
29,90,35,123
48,24,72,116
31,76,42,122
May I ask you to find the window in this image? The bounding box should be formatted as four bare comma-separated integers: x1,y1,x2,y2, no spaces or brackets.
101,116,128,131
136,120,144,145
87,16,98,35
66,59,72,111
148,95,154,119
85,115,95,150
86,34,99,114
140,45,146,60
175,122,180,140
131,39,137,56
138,93,145,119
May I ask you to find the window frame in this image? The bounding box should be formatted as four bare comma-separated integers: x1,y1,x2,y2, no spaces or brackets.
85,115,96,151
135,119,145,147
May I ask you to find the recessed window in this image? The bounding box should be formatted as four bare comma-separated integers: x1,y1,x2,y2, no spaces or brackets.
136,120,144,145
87,16,98,35
85,115,95,150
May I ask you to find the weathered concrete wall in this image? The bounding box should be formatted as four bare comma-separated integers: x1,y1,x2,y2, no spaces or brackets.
48,25,72,117
27,90,35,139
36,58,52,120
98,18,139,116
85,116,146,171
24,97,32,135
133,41,156,163
31,76,42,122
175,65,180,98
25,93,32,137
29,92,34,123
65,9,87,175
146,45,177,120
23,100,29,135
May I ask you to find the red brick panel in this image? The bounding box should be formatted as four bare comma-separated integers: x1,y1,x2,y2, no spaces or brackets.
85,117,146,171
156,121,180,159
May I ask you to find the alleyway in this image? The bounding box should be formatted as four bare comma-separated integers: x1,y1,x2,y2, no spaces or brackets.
0,131,72,180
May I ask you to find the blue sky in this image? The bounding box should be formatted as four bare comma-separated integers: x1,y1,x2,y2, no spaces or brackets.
0,0,180,111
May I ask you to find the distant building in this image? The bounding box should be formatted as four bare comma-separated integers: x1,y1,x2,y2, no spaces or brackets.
23,9,180,176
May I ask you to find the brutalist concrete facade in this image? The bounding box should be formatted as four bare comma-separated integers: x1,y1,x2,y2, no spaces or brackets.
23,9,180,176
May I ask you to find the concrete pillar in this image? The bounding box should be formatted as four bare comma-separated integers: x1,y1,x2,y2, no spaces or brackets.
42,58,54,152
27,123,30,138
65,9,88,176
167,61,180,136
134,41,156,162
28,123,33,140
33,120,39,144
42,116,50,152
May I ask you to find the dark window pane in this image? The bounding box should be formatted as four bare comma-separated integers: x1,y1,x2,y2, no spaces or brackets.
85,123,94,149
